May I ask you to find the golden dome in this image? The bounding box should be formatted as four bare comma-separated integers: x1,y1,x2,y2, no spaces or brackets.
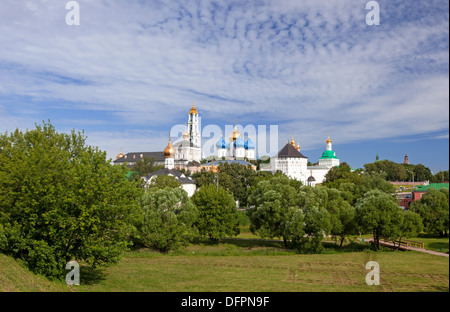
326,136,332,144
229,127,241,141
163,137,175,158
296,143,300,151
189,104,198,115
290,137,295,146
182,123,189,140
116,152,124,159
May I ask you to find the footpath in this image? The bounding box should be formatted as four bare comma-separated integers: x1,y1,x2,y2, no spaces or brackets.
359,237,449,258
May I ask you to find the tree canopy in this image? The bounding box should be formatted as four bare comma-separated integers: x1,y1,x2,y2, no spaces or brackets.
0,122,142,279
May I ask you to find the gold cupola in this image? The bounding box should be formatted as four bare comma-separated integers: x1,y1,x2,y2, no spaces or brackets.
189,104,198,115
290,137,295,146
116,147,124,159
326,134,332,144
163,134,175,158
229,119,241,141
296,143,300,151
182,123,189,140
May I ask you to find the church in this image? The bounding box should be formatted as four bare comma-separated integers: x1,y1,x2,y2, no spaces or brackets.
270,135,340,186
115,104,340,186
215,121,256,161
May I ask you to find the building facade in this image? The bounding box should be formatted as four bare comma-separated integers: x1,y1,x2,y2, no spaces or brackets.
271,136,340,185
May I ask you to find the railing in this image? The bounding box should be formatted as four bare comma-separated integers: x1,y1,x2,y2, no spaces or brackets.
374,237,425,250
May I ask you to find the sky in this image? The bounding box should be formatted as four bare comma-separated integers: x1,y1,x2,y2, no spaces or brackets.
0,0,448,172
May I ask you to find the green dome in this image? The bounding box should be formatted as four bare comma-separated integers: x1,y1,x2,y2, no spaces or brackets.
320,150,338,159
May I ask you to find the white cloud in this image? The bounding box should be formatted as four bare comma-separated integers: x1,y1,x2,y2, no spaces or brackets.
0,0,448,158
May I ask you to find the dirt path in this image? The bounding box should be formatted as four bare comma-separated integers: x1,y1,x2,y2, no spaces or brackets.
359,238,449,258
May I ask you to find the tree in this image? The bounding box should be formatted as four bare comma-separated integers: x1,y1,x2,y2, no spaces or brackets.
322,188,357,247
147,175,181,190
191,184,239,243
410,189,449,237
0,122,142,279
397,211,423,246
247,175,300,247
130,156,163,181
299,205,331,253
355,190,404,250
135,187,197,253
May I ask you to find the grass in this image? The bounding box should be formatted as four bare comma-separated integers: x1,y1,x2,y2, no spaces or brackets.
74,248,448,292
1,235,448,292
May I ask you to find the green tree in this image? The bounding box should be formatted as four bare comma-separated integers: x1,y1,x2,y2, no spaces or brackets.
191,184,239,243
355,190,404,250
0,122,141,279
397,211,423,245
130,157,163,181
410,189,449,237
147,175,181,190
322,188,357,247
247,175,300,247
135,187,197,253
299,206,331,253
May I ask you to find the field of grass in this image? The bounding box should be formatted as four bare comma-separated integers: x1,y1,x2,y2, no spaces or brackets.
1,238,448,292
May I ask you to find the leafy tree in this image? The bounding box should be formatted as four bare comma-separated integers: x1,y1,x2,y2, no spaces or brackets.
135,187,197,253
299,206,331,253
0,122,141,279
397,210,423,244
430,170,449,183
147,174,181,190
193,162,257,208
130,157,163,181
191,184,239,243
322,188,357,247
413,164,433,182
410,189,449,237
325,170,394,206
247,175,300,247
355,190,404,250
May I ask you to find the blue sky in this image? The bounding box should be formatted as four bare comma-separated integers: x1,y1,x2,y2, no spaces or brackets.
0,0,448,172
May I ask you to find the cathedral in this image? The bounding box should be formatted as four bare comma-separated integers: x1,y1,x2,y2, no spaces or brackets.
115,104,339,186
270,135,340,186
215,121,256,161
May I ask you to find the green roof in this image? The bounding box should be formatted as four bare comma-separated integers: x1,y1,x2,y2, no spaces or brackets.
319,150,338,159
416,183,449,192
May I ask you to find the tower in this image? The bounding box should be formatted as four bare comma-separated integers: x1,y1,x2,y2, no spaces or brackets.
164,133,175,169
326,134,332,151
318,135,339,168
188,104,201,149
187,103,201,162
404,153,409,164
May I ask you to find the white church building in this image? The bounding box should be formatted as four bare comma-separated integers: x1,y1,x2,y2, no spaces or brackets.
270,136,340,185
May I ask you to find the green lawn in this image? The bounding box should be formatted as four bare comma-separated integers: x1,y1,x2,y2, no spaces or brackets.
1,238,448,292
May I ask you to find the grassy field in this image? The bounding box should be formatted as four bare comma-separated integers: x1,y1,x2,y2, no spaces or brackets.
1,238,448,292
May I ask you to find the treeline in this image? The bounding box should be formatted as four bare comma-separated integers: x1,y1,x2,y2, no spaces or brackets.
0,123,448,281
364,159,448,182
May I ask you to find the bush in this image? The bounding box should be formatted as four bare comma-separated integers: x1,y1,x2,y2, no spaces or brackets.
135,187,198,253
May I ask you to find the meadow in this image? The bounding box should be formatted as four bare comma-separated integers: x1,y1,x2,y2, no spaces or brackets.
1,236,448,292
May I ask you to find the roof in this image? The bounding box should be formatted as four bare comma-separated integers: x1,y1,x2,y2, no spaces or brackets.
234,136,245,148
307,175,316,182
216,136,229,149
114,152,165,163
245,138,256,150
146,168,195,185
277,143,307,158
319,150,338,159
415,183,449,192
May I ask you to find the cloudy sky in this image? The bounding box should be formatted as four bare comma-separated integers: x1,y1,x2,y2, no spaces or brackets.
0,0,448,172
